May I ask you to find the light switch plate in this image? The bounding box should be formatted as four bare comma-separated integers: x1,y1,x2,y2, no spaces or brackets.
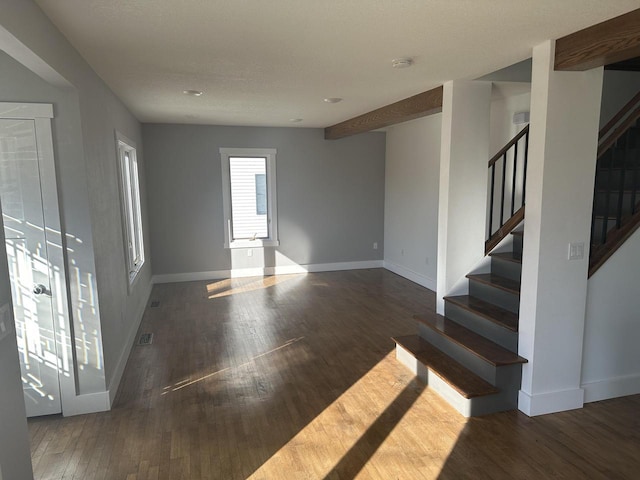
568,242,585,260
0,303,12,342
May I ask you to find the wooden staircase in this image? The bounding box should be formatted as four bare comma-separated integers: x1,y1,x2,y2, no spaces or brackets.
393,229,527,417
590,94,640,275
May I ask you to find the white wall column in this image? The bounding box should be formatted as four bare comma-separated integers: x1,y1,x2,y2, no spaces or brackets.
518,40,603,416
436,80,492,314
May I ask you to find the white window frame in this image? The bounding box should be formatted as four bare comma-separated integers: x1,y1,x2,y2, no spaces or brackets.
220,147,279,248
115,131,145,288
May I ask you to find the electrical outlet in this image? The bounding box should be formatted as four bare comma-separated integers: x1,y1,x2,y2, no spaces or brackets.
247,248,253,257
401,248,404,256
373,242,378,250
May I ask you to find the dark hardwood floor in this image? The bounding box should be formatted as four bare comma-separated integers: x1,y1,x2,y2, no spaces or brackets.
28,269,640,479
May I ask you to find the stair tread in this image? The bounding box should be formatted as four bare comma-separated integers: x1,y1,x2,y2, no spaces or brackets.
511,230,524,237
467,273,521,296
414,314,527,366
393,335,499,399
444,295,519,332
489,251,522,264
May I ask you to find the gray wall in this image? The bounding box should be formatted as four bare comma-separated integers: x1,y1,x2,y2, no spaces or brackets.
143,124,385,275
383,115,441,290
0,0,152,399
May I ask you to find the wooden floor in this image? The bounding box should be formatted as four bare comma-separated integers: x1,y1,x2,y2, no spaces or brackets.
28,269,640,479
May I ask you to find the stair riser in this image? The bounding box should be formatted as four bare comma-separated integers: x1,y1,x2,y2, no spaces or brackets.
418,322,498,383
490,257,522,282
468,281,519,314
396,344,519,417
444,302,518,352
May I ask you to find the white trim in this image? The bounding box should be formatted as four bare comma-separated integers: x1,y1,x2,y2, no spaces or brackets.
115,131,145,292
154,269,229,284
220,147,279,249
383,261,436,291
225,239,280,249
1,103,78,417
60,391,111,417
0,102,53,119
107,280,153,406
152,260,384,284
0,25,72,88
582,374,640,403
518,387,584,416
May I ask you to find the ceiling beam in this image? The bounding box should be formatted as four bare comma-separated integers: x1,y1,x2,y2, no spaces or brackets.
324,86,443,140
555,8,640,71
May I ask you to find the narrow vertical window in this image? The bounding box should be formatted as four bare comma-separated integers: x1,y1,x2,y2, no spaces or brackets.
116,132,145,287
220,148,278,248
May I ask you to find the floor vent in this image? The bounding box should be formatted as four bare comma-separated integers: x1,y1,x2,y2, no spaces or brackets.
137,333,153,346
150,300,160,308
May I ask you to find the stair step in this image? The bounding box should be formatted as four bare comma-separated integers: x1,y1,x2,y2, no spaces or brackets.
511,230,524,237
393,335,499,399
467,273,520,296
489,251,522,264
444,295,518,332
415,314,527,367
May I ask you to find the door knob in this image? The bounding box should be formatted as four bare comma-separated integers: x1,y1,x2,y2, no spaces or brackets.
33,284,51,296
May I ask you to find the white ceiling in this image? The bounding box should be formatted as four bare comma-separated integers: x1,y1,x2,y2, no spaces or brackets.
34,0,640,128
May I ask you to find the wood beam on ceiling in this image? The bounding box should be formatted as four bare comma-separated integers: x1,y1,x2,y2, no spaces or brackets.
324,86,443,140
555,8,640,71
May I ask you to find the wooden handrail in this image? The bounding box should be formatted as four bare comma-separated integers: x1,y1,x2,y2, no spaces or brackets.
599,90,640,141
488,125,530,167
597,103,640,159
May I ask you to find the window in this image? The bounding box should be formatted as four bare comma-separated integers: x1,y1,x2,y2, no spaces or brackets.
116,132,145,286
220,148,279,248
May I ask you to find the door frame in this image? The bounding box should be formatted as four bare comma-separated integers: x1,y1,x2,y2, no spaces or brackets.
0,102,77,415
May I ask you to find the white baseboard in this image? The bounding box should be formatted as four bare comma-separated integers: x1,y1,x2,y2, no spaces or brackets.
383,260,436,291
518,387,584,416
582,374,640,403
106,279,154,407
152,260,384,284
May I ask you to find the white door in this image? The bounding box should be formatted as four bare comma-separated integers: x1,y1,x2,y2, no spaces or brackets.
0,117,62,417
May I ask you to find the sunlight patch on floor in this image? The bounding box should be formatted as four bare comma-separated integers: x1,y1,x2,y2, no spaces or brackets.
206,274,304,299
248,351,467,479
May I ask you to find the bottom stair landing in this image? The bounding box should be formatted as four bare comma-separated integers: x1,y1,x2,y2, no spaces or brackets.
394,227,527,417
394,334,522,417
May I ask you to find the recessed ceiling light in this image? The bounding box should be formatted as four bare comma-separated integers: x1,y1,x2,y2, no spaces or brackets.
183,90,203,97
289,118,303,123
392,57,413,69
324,97,342,104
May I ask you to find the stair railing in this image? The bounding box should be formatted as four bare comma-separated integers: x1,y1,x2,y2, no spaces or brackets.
485,125,529,254
589,93,640,274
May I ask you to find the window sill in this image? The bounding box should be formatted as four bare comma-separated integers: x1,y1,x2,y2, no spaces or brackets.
225,239,280,249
